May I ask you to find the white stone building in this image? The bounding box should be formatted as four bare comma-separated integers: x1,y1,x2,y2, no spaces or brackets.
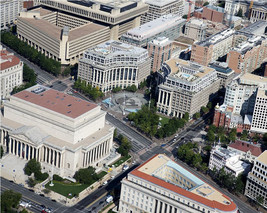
78,40,151,93
223,74,267,116
157,58,220,118
209,145,251,177
0,46,23,100
119,154,239,213
141,0,184,25
0,0,20,30
251,87,267,133
245,151,267,209
0,85,114,177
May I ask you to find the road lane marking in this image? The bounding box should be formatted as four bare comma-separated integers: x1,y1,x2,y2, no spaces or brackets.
85,192,107,209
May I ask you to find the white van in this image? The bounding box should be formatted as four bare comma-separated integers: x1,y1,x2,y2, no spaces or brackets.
106,195,113,203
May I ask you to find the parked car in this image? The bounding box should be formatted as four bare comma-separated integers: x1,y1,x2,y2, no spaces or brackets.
102,181,108,186
122,165,129,171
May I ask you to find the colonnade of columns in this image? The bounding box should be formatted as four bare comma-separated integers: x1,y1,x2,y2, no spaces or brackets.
154,199,179,213
42,146,62,168
158,90,171,106
82,139,110,167
0,129,62,168
251,9,267,22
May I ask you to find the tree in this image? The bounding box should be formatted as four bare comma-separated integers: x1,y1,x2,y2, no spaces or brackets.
20,209,29,213
27,177,37,187
53,174,63,181
240,130,248,141
203,2,209,6
256,196,264,206
183,112,189,121
1,190,22,213
206,130,215,142
112,87,122,93
185,149,194,164
34,171,49,181
125,85,137,92
192,154,202,168
193,112,200,119
113,128,118,139
118,136,132,156
201,106,209,114
207,102,213,110
209,124,217,133
24,159,41,176
236,8,243,17
228,129,237,142
74,166,98,184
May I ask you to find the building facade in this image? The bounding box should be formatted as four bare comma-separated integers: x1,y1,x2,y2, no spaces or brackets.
157,59,220,118
245,151,267,209
184,18,207,42
78,40,151,93
209,145,251,177
227,140,263,163
119,154,239,213
141,0,184,24
251,87,267,133
202,5,225,23
120,14,186,47
148,37,172,73
227,34,267,74
0,0,20,30
191,29,235,66
34,0,148,40
0,46,23,100
0,85,114,177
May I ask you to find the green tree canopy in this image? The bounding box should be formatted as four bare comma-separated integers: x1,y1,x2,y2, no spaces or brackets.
203,2,209,6
24,159,41,176
117,136,132,156
1,190,22,213
206,130,215,142
183,112,189,121
74,166,98,184
193,112,200,119
236,8,243,17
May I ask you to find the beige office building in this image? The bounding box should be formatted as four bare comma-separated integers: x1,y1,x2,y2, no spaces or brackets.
0,85,114,177
184,18,207,42
119,154,239,213
34,0,148,39
245,151,267,209
157,59,220,118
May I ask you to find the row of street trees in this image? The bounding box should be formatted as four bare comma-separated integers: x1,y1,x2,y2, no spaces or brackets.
73,78,104,101
1,190,22,213
113,130,132,157
1,31,61,76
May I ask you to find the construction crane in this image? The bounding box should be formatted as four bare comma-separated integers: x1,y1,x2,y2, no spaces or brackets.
187,0,193,21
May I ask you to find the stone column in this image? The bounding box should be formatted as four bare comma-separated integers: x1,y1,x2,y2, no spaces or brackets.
0,130,4,145
16,140,19,156
89,149,93,164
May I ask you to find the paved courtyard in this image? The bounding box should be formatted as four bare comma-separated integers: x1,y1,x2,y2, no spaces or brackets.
0,154,28,184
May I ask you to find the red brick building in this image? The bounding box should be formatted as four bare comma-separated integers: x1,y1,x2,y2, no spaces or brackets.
202,5,225,23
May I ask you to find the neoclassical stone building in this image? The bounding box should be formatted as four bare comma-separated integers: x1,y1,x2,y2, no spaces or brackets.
0,85,114,177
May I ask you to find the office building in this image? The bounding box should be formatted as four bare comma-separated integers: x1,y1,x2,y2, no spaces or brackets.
157,59,220,118
224,74,267,116
251,87,267,133
148,37,172,73
227,34,267,74
191,29,235,66
209,62,236,88
119,154,239,213
240,20,267,36
0,85,114,177
245,151,267,209
17,8,110,65
1,0,20,30
202,5,225,23
34,0,148,39
209,145,251,177
184,18,207,42
78,40,151,93
141,0,184,25
0,46,23,100
228,140,263,163
120,14,186,47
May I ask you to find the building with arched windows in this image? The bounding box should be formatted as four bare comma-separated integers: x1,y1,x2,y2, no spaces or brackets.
0,85,114,177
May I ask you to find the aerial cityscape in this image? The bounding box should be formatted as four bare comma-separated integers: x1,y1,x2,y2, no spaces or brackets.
0,0,266,213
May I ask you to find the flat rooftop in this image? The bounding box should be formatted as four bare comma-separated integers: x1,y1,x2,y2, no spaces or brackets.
257,150,267,165
131,154,237,212
240,20,267,35
166,58,214,79
145,0,178,7
18,17,107,41
123,14,185,40
12,85,98,119
240,73,267,85
257,87,267,98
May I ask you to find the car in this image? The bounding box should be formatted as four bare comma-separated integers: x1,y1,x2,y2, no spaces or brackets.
39,194,45,197
99,201,104,204
40,204,46,210
45,208,53,213
92,207,96,210
110,176,115,179
122,165,129,171
102,181,108,186
41,210,47,213
51,199,57,202
73,90,78,93
28,189,34,192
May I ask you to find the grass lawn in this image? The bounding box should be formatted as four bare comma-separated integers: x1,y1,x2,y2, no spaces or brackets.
98,171,107,179
159,115,170,126
109,155,131,167
45,181,90,198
